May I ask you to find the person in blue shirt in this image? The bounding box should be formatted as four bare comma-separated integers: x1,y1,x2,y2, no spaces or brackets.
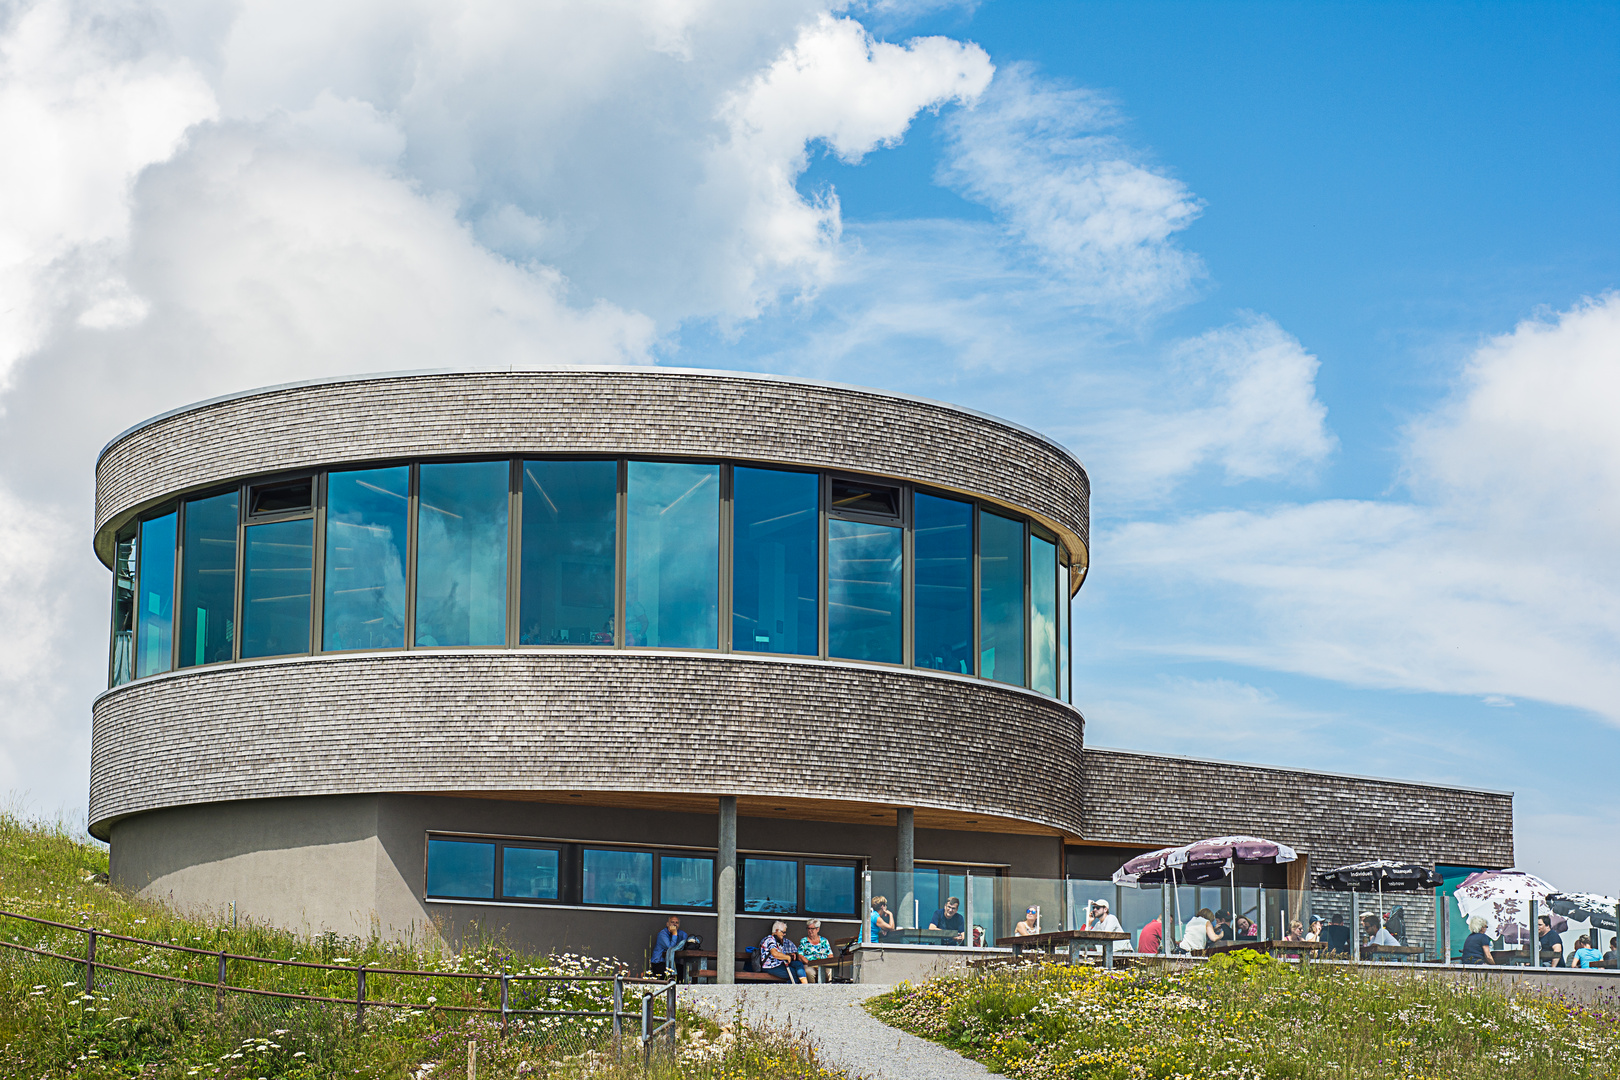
650,915,687,978
1568,934,1602,969
1461,916,1495,965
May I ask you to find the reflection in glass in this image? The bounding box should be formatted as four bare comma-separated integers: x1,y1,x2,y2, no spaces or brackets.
805,864,856,914
1059,553,1071,703
323,467,408,651
241,518,313,658
416,462,508,647
626,462,719,649
1030,534,1057,696
426,838,494,898
828,519,901,664
582,849,653,907
519,460,617,645
913,494,972,674
136,512,176,678
830,478,899,517
180,492,238,668
743,858,798,913
502,847,560,899
660,856,715,908
979,510,1025,686
732,467,818,655
110,531,136,687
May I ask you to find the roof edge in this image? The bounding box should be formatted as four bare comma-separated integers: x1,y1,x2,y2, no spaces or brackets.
1083,744,1513,799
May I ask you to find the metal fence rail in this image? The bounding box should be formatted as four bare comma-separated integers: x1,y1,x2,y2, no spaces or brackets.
0,908,677,1049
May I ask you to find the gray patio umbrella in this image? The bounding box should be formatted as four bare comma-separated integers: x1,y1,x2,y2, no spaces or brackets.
1314,860,1443,893
1547,892,1620,933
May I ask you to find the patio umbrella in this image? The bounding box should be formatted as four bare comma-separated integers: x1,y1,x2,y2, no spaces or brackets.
1113,836,1298,887
1546,893,1620,933
1314,860,1443,893
1454,870,1563,945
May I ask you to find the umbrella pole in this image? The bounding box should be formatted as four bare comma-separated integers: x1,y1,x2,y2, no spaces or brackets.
1351,890,1360,962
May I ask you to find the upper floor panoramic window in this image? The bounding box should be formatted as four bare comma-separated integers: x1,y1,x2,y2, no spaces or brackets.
106,456,1077,700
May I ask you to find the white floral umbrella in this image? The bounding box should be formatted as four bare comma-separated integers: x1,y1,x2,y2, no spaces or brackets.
1454,870,1561,945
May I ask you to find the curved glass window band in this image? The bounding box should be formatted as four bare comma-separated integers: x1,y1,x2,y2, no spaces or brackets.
110,532,136,687
520,460,617,646
626,461,719,649
135,512,176,678
180,492,238,668
978,510,1025,687
732,466,818,655
323,467,408,651
241,518,313,659
1030,533,1057,697
913,493,973,675
415,461,509,648
828,518,902,664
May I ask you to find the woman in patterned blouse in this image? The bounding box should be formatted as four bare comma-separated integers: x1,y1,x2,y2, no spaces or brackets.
800,919,833,966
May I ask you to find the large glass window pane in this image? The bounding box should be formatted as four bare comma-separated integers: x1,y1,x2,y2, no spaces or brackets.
1030,534,1057,697
1060,553,1072,703
743,858,798,913
519,460,617,646
110,531,136,687
625,462,719,649
241,518,313,658
913,494,973,674
179,493,238,668
501,847,560,900
426,838,494,898
732,467,818,655
416,461,509,647
323,467,408,651
979,510,1025,686
660,856,715,909
828,519,901,663
136,512,176,678
582,849,653,907
805,864,856,915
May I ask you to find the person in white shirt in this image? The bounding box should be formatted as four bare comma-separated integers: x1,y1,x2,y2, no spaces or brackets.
1179,907,1215,953
1361,913,1400,949
1084,898,1128,956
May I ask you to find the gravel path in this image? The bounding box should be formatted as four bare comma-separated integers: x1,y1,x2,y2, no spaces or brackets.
679,984,990,1080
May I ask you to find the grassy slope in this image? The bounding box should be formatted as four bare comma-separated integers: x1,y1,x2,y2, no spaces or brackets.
866,952,1620,1080
0,814,844,1080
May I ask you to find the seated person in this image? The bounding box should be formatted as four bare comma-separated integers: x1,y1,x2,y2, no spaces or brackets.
1606,940,1619,969
1569,934,1602,969
1537,915,1564,967
1206,910,1233,947
759,921,809,983
1461,916,1495,965
649,915,687,978
1014,907,1041,936
929,896,967,945
1085,899,1126,955
1362,913,1400,950
1305,915,1323,942
1179,908,1215,953
1235,916,1258,940
1284,920,1305,942
869,896,897,943
1138,915,1163,955
1321,914,1353,955
799,919,833,964
1386,905,1407,944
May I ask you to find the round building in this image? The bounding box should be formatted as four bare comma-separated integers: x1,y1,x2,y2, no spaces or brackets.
91,367,1090,964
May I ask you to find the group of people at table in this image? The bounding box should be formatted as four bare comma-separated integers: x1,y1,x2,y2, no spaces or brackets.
1461,914,1615,967
648,915,839,983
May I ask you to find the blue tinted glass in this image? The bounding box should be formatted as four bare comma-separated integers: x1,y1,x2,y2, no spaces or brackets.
828,519,901,664
1059,553,1072,703
732,467,818,655
179,493,237,668
323,467,408,651
660,856,715,909
743,858,798,914
913,494,973,674
1031,534,1057,697
136,513,176,678
241,518,313,658
979,511,1025,686
519,460,617,646
427,839,494,898
416,462,509,647
914,867,941,925
501,847,559,900
804,864,855,915
110,532,136,687
626,462,719,649
582,849,653,907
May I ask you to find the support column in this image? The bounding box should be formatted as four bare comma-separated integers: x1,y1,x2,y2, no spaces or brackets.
717,796,737,985
896,807,915,929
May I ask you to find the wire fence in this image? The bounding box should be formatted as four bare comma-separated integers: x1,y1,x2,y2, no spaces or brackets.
0,908,678,1057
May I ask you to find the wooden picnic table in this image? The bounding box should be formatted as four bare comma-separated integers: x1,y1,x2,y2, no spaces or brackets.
1362,944,1426,963
1205,939,1329,972
996,929,1132,969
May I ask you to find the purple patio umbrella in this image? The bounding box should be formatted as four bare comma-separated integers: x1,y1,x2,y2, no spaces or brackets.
1454,870,1562,945
1113,835,1299,887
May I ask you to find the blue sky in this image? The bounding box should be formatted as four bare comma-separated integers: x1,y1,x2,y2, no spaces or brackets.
0,0,1615,891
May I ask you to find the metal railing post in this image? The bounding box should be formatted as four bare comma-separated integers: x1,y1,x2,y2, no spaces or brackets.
666,979,677,1050
355,966,366,1029
1351,892,1360,962
1162,884,1172,957
1529,897,1539,968
85,929,96,995
1258,885,1267,941
612,973,623,1041
216,951,227,1013
1440,902,1451,964
500,970,510,1036
862,871,873,944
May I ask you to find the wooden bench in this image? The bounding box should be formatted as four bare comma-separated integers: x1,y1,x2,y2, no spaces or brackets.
996,929,1132,969
1362,944,1425,963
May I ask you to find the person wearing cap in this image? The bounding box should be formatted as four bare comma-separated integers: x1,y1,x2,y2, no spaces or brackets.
1086,898,1124,935
1014,906,1041,936
1304,915,1322,942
